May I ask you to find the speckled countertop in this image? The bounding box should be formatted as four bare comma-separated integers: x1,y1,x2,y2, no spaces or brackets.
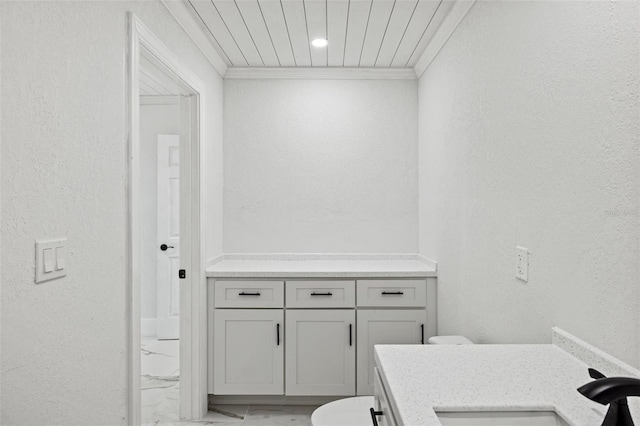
374,328,640,426
205,254,437,278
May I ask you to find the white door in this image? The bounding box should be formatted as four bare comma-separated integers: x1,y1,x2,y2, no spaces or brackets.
157,134,180,340
286,310,356,396
357,309,426,395
213,309,284,395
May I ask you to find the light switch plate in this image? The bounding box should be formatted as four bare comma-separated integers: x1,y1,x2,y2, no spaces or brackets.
36,238,67,283
516,246,528,282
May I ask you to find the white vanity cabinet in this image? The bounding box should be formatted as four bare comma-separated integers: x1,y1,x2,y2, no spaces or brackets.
208,276,435,400
286,309,356,396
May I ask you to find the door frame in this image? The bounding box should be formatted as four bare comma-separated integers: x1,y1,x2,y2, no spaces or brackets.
127,13,208,423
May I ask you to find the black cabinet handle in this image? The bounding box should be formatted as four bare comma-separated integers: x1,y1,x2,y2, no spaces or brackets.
310,292,333,296
381,291,404,295
370,408,383,426
277,323,280,346
349,324,353,346
160,244,174,251
238,292,261,296
421,324,424,344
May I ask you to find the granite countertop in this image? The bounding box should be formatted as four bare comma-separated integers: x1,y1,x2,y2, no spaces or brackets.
374,328,640,426
205,254,437,278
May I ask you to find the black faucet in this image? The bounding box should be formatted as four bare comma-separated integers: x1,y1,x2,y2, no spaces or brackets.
577,368,640,426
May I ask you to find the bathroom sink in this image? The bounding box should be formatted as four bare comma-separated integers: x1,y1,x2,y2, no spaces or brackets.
436,410,571,426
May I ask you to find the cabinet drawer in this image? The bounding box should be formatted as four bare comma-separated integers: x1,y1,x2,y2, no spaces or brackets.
214,280,284,308
357,280,426,307
286,280,355,308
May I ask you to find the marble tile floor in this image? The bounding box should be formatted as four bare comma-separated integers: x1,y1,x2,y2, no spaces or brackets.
141,338,317,425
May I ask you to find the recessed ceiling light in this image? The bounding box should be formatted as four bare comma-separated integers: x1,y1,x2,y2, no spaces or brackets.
311,38,328,48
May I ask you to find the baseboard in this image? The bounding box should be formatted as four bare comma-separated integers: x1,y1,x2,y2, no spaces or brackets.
208,394,347,406
141,318,157,338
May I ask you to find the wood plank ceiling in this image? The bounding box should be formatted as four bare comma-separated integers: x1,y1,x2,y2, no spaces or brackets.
186,0,454,68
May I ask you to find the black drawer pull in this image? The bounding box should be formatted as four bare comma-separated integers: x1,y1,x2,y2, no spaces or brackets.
381,291,404,295
421,324,424,344
238,292,261,296
277,323,280,346
349,324,353,346
370,408,383,426
310,292,333,296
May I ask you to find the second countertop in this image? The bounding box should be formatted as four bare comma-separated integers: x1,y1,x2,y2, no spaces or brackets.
374,328,640,426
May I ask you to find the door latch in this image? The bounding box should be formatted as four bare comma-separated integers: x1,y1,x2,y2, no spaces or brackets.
178,269,186,279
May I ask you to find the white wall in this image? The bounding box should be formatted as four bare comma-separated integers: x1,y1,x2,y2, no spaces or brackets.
0,2,224,424
140,99,180,333
0,6,3,411
418,1,640,366
224,79,418,253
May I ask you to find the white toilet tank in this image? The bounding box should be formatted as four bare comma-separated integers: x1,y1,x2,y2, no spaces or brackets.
428,335,473,345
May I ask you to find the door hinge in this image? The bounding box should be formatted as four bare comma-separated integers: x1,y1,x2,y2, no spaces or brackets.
178,269,186,279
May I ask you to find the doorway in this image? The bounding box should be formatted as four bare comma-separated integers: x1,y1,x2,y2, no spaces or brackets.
128,14,207,425
139,90,181,420
139,93,181,342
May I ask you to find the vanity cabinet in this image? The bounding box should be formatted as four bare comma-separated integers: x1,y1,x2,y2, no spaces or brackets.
208,276,435,399
285,310,356,396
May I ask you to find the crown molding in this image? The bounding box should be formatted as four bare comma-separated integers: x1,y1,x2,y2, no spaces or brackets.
224,67,417,80
413,0,476,79
161,0,228,77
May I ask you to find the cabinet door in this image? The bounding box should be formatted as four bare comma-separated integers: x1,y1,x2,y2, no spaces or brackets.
213,309,284,395
286,310,356,396
374,367,398,426
357,310,426,395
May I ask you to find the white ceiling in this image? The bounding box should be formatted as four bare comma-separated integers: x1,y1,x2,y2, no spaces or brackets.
185,0,455,68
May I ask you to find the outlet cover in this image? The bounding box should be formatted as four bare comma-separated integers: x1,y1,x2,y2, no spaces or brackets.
516,246,528,282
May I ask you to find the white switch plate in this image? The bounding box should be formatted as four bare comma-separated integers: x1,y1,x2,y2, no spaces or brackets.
516,246,528,282
35,238,67,283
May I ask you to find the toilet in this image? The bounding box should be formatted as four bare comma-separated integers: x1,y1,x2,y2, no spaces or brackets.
310,335,473,426
311,396,375,426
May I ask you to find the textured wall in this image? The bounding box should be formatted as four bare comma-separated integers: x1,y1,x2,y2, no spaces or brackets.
224,79,418,253
0,2,224,424
0,5,3,412
419,1,640,366
140,101,180,325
